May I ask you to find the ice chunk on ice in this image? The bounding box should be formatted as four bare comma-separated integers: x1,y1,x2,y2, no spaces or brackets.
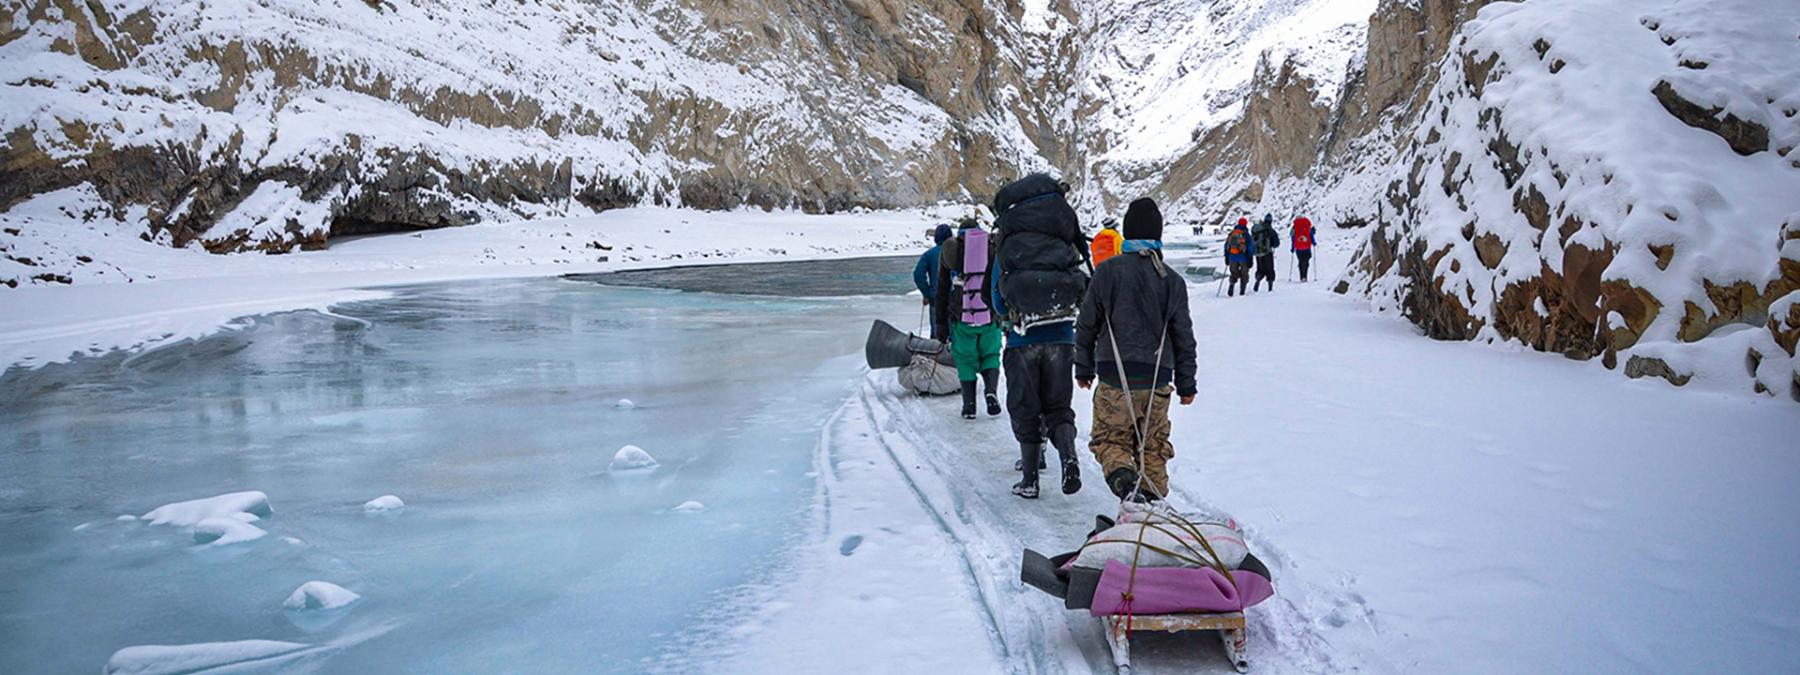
615,398,637,409
104,639,312,675
673,500,706,513
609,444,659,473
285,581,362,611
141,491,272,527
116,514,139,521
191,516,267,546
363,495,405,514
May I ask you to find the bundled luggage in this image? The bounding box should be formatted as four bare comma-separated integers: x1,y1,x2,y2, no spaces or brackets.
992,174,1089,331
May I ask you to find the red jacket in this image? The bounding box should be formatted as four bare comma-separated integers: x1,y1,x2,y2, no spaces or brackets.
1291,217,1316,251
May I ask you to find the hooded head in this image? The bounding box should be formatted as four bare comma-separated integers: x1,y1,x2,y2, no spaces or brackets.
1123,198,1163,241
1262,214,1273,228
933,223,953,244
1237,217,1248,226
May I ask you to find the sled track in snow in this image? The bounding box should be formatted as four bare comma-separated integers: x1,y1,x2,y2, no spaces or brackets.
851,373,1374,674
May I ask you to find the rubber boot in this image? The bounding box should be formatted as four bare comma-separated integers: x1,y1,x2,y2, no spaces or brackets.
1014,447,1047,472
981,368,1002,416
1050,425,1081,495
959,380,977,419
1012,442,1041,499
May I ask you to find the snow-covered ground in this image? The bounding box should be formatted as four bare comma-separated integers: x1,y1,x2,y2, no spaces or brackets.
0,203,964,370
732,227,1799,673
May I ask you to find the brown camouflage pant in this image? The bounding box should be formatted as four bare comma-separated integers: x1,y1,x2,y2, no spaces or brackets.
1089,381,1174,496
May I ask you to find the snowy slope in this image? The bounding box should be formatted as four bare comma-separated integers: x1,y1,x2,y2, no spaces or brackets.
1064,0,1377,221
1169,245,1799,673
1341,0,1800,399
0,0,1049,264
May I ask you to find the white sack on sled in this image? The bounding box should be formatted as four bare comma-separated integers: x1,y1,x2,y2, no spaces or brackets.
897,354,958,395
1073,507,1249,570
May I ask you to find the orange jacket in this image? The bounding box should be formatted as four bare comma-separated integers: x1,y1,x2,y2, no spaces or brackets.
1091,228,1122,266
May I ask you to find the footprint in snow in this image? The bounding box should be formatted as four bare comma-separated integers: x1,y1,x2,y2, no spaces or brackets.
839,534,864,557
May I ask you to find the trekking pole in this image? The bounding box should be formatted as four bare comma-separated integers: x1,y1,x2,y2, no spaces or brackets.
1288,253,1294,282
1214,274,1224,298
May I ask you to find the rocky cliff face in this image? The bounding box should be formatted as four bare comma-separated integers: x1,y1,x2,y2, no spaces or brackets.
0,0,1067,260
1334,0,1800,400
1126,0,1495,229
5,0,1380,278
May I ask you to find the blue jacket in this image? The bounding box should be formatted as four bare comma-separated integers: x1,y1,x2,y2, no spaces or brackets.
914,245,941,299
1224,225,1255,265
991,257,1076,346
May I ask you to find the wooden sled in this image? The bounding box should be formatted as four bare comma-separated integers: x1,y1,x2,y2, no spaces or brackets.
1103,611,1248,674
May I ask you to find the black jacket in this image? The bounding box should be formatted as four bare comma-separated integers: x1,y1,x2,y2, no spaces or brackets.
1074,249,1198,397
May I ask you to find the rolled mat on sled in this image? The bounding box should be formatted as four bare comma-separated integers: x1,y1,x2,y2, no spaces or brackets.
865,320,959,395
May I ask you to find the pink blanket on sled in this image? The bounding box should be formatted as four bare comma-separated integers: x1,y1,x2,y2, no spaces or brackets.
1088,560,1275,616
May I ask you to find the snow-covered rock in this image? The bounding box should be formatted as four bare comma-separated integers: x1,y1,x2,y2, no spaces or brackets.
363,495,405,514
609,445,659,473
104,640,313,675
284,581,362,612
615,398,638,410
141,491,272,527
0,0,1057,279
1339,0,1800,399
673,501,707,513
191,516,267,546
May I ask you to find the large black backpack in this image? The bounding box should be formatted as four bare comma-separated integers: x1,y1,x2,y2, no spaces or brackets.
992,174,1088,328
1253,222,1280,253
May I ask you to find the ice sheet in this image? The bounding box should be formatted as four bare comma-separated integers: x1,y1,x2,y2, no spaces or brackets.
0,261,917,673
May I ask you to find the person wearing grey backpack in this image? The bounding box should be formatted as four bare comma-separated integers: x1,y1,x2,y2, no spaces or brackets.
1251,214,1281,292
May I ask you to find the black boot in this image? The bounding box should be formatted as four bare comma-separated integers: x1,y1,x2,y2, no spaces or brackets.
1051,426,1081,495
1012,442,1041,499
1014,448,1047,472
1105,467,1138,501
981,369,1002,417
959,380,977,419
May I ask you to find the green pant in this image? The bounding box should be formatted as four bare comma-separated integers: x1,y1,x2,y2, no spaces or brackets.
951,321,1003,381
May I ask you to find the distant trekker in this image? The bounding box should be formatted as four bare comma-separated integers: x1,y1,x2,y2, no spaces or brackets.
914,223,953,339
935,219,1003,420
1075,197,1198,501
1091,217,1123,267
1292,216,1317,282
1224,218,1254,297
991,174,1089,499
1251,214,1280,292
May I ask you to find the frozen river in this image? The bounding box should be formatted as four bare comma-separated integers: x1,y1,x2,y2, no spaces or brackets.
0,256,919,673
